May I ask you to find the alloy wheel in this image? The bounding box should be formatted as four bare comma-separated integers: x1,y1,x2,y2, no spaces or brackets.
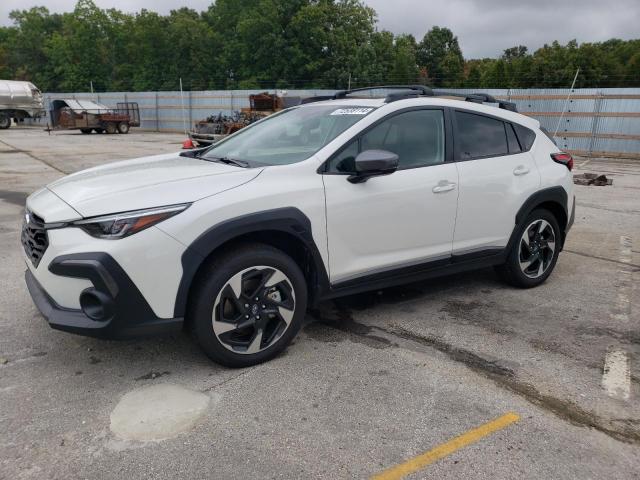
212,266,296,354
518,219,556,279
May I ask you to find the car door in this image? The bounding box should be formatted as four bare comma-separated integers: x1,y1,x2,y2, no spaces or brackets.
451,110,541,256
322,108,459,284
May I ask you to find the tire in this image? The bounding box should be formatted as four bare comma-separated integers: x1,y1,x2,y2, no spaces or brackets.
0,113,10,129
495,209,561,288
189,243,308,368
105,122,117,134
80,128,92,134
117,122,130,134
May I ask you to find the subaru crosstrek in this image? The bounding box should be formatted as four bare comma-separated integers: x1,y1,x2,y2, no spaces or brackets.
22,86,575,367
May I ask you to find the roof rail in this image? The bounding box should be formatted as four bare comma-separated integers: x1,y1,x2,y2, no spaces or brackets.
333,85,434,102
433,90,518,112
300,85,518,112
300,95,334,104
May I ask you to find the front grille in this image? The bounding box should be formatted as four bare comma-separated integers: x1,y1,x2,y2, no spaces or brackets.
21,211,49,268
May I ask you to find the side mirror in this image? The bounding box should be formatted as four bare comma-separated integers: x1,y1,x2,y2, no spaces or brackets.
348,149,399,184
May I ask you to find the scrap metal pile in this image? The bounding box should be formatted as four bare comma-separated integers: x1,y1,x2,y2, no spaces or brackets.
189,92,301,146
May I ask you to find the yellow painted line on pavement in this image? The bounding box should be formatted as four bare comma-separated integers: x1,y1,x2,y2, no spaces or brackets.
371,412,520,480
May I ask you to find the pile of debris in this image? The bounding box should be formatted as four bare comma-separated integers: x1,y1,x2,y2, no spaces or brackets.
573,173,613,186
188,91,301,147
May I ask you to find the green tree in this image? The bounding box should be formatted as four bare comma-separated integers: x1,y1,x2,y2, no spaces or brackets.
417,26,464,87
391,34,418,84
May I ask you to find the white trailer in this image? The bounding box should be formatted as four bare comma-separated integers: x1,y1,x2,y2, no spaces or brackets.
0,80,46,129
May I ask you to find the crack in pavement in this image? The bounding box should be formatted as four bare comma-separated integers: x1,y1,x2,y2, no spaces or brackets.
565,249,640,269
308,311,640,445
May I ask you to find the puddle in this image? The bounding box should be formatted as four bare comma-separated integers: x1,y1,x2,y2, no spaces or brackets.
110,384,210,441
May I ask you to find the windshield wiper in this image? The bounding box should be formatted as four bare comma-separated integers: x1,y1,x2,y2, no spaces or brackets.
207,156,250,168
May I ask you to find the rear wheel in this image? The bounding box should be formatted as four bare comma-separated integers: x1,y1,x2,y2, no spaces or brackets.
117,122,130,134
495,209,561,288
189,243,307,367
0,113,10,129
105,122,117,134
80,128,92,134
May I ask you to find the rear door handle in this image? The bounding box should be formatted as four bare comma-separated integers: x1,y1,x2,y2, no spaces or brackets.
432,181,456,193
513,165,530,176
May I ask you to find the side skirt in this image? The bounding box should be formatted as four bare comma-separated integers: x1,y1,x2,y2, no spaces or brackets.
322,248,507,300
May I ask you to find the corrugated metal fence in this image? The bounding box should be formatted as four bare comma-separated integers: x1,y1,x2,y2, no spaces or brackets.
37,88,640,159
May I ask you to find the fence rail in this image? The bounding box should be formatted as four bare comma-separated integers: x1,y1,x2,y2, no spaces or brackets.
28,88,640,160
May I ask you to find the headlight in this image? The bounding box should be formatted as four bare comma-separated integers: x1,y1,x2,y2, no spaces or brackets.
73,204,190,239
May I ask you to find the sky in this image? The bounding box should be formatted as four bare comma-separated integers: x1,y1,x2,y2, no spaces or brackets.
1,0,638,58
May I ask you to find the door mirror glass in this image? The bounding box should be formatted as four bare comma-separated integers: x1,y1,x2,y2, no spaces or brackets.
348,149,399,183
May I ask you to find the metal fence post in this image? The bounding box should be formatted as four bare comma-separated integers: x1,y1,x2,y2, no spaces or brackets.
588,90,602,158
155,91,159,132
188,90,193,128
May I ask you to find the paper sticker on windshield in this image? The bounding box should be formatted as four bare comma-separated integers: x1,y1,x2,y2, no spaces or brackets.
330,108,374,116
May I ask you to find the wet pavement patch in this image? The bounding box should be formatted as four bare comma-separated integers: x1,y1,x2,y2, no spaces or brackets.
110,383,210,441
0,190,28,206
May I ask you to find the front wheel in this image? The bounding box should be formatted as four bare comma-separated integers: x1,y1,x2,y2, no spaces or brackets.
189,243,308,367
495,209,561,288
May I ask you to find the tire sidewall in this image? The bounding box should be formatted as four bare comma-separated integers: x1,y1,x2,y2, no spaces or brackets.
507,209,561,287
191,246,308,367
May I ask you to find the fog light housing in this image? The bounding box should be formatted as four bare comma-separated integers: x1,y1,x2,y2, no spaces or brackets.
79,288,114,322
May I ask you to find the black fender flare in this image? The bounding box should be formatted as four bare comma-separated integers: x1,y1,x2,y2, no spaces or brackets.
174,207,330,317
508,186,569,252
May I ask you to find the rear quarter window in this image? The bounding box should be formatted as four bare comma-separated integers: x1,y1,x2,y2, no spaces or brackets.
513,123,537,151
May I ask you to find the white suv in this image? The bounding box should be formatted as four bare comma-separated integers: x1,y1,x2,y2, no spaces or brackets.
23,86,575,367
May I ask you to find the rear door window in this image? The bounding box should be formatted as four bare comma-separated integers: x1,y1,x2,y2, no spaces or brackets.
455,111,509,160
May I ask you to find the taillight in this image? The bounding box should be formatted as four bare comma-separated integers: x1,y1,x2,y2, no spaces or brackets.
551,152,573,171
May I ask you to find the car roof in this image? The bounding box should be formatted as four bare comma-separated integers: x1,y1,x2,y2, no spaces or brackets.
299,96,539,129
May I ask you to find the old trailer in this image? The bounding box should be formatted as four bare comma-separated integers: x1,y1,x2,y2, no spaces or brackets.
0,80,46,129
50,99,140,134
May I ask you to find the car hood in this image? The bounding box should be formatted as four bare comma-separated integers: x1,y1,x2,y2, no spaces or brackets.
47,152,263,217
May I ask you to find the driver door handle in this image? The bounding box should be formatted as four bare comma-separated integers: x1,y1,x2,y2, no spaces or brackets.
513,165,530,176
432,181,457,193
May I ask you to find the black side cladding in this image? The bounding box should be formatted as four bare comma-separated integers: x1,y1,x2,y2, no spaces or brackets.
175,207,330,317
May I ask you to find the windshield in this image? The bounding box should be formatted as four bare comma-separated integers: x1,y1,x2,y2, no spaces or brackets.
202,105,376,166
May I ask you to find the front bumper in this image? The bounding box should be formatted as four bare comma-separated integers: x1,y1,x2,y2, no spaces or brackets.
25,252,183,339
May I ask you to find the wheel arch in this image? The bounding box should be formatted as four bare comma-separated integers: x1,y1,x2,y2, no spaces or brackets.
513,186,568,249
174,208,329,319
